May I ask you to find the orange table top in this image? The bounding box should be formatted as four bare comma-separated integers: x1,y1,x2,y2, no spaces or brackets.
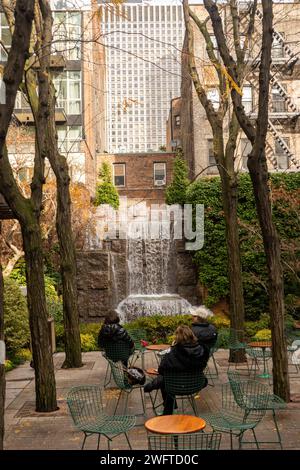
248,341,272,348
145,367,159,376
145,414,206,434
146,344,170,351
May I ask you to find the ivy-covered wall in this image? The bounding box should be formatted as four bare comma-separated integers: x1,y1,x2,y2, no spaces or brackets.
186,173,300,320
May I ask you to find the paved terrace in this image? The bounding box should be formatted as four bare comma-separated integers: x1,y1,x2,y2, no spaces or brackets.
4,350,300,450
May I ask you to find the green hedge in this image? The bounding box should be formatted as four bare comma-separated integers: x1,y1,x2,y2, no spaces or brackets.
4,278,30,354
186,173,300,320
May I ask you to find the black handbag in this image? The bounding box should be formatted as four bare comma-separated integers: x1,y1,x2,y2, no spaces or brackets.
125,367,146,386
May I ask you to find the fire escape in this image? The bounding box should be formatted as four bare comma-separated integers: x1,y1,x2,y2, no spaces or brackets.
247,8,300,171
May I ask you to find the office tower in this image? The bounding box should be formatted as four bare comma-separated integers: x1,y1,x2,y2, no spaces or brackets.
100,0,185,153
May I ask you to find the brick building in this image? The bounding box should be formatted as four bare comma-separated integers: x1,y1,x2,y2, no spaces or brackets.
97,152,176,204
169,2,300,178
166,97,182,152
1,1,105,193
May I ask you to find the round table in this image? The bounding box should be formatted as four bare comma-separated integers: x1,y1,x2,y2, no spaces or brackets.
248,341,272,379
145,414,206,434
146,344,170,352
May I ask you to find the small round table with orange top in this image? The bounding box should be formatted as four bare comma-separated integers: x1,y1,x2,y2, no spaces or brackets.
248,341,272,379
145,414,206,435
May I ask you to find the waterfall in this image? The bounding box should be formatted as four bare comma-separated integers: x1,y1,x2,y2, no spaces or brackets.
116,217,192,322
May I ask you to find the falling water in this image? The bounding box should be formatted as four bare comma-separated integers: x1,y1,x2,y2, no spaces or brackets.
116,219,192,322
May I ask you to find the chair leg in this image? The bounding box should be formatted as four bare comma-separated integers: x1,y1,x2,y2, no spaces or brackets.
104,364,112,388
97,434,101,450
272,410,283,449
212,354,219,376
139,387,146,414
114,389,123,415
191,396,198,415
229,430,233,450
125,433,132,450
251,428,259,449
81,432,88,450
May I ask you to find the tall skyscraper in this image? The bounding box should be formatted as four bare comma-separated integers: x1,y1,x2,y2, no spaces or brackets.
101,1,185,153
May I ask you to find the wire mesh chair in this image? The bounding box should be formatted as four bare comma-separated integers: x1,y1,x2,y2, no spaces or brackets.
163,370,208,415
245,346,272,378
101,341,134,388
66,385,136,450
148,431,222,450
287,339,300,377
127,328,147,369
228,371,286,449
107,359,146,416
202,380,270,449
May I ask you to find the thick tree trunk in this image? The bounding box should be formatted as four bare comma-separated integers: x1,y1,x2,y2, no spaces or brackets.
248,152,290,400
56,164,82,369
215,130,246,363
221,173,246,362
21,222,57,411
0,256,5,450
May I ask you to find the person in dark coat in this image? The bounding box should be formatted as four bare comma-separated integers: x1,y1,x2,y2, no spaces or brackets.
190,305,218,351
98,312,134,366
144,325,209,415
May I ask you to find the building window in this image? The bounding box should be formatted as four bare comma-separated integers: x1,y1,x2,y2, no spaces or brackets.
242,85,252,114
272,33,285,59
113,163,125,187
57,125,82,153
53,71,81,115
0,13,11,61
174,114,180,127
207,89,219,111
275,138,290,170
53,11,81,60
241,138,252,170
207,139,218,174
272,87,287,113
153,162,166,186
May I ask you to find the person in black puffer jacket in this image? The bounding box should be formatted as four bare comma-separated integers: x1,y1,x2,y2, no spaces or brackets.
190,305,218,352
98,312,134,366
144,325,209,415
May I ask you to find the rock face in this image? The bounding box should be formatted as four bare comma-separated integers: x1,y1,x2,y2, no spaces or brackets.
76,240,200,322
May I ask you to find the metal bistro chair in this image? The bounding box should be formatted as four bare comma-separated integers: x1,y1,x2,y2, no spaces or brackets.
148,431,222,450
127,328,147,370
163,370,208,416
245,346,272,383
107,359,146,416
101,341,134,389
203,380,270,449
228,371,286,449
66,385,136,450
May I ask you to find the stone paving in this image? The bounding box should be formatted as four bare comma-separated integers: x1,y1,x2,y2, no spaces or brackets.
3,349,300,450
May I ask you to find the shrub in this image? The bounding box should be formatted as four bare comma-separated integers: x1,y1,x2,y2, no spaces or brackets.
4,278,30,354
80,333,97,352
14,348,32,363
165,149,190,205
186,173,300,320
5,360,14,372
95,162,119,209
210,316,230,330
253,329,272,341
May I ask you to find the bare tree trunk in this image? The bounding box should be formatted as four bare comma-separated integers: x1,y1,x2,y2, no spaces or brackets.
21,221,57,411
37,0,82,368
0,234,5,450
204,0,290,400
56,163,82,368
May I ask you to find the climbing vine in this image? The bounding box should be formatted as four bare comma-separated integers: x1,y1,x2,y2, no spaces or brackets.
185,173,300,320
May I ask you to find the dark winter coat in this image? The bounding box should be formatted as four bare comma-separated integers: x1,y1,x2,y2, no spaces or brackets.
191,323,218,351
158,341,209,375
98,323,134,350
